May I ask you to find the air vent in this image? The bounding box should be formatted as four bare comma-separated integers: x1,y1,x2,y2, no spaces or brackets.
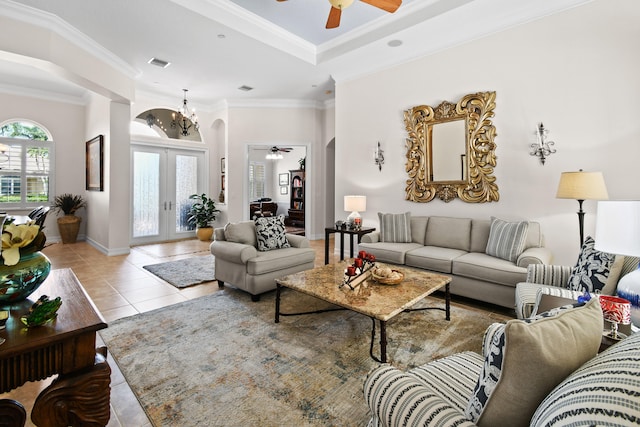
238,85,254,92
148,58,171,68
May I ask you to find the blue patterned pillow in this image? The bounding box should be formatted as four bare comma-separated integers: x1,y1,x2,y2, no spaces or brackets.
255,215,290,252
567,236,621,293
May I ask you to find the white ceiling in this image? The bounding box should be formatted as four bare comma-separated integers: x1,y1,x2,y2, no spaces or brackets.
0,0,592,108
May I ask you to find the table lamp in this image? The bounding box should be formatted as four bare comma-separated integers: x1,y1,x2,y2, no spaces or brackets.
344,195,366,229
594,200,640,331
556,170,608,247
599,295,631,340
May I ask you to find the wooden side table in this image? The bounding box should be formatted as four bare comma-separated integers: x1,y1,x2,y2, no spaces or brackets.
0,269,110,427
324,227,375,264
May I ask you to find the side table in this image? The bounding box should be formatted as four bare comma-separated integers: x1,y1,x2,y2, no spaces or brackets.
0,268,110,427
324,227,375,264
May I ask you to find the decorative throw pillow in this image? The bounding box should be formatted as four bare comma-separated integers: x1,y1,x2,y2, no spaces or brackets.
465,297,602,427
255,215,290,252
378,212,412,243
567,236,623,294
224,221,257,247
485,217,529,263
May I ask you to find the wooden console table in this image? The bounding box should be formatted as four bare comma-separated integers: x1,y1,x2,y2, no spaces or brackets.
0,268,110,427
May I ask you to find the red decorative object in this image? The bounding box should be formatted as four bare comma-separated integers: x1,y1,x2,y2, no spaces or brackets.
346,266,357,276
600,295,631,339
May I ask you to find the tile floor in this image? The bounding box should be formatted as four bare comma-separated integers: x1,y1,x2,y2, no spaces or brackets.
0,237,513,426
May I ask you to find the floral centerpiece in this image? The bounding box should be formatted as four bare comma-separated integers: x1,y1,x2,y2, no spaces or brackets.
0,219,51,302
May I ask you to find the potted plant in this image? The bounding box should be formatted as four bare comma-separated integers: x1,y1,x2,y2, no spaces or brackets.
188,193,220,241
53,193,86,244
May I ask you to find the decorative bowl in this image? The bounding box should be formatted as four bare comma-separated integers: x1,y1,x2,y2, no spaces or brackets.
371,270,404,285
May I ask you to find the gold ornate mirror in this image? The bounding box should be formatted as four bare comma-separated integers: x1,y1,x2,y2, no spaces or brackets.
404,91,499,203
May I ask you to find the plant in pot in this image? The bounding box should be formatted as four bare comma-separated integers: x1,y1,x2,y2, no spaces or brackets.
53,193,86,244
188,193,220,241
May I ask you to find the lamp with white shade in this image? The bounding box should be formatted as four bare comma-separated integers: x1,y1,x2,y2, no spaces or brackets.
594,200,640,331
344,195,366,229
556,170,608,246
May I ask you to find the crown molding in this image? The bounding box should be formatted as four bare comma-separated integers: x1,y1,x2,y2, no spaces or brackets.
1,0,140,79
0,82,87,105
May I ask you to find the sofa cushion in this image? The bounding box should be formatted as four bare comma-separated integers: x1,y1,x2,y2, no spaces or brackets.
531,331,640,427
255,215,290,252
378,211,412,243
405,246,468,274
247,246,316,275
465,298,602,427
410,216,428,245
357,242,422,265
485,217,529,263
567,235,623,294
470,219,491,253
453,253,527,287
224,221,257,247
425,216,471,251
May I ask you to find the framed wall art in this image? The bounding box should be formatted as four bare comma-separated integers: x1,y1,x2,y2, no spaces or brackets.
280,186,288,195
279,173,289,186
86,135,104,191
221,157,226,174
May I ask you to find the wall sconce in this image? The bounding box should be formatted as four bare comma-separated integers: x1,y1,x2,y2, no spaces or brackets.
374,141,384,171
530,122,556,165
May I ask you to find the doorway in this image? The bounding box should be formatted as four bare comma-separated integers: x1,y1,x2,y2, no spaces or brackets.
131,144,206,244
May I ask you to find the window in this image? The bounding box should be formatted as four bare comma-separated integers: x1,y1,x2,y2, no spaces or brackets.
249,161,265,200
0,121,55,208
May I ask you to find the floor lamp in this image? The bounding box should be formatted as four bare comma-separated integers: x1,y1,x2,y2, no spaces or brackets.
556,170,608,247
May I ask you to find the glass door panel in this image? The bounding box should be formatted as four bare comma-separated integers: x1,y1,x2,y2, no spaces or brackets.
131,145,205,244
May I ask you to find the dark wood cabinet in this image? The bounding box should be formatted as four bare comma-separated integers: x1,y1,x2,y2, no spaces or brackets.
287,169,305,227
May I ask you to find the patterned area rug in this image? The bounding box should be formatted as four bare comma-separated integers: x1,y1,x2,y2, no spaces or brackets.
143,255,215,288
100,288,510,426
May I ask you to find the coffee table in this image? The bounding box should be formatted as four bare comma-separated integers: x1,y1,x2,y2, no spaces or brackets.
275,261,451,363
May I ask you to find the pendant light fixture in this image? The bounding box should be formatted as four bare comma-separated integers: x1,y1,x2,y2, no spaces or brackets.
171,89,199,136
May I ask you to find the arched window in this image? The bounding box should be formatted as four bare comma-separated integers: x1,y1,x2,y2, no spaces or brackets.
0,121,55,209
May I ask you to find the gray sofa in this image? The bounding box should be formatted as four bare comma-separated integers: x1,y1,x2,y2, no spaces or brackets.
358,215,552,309
210,220,316,301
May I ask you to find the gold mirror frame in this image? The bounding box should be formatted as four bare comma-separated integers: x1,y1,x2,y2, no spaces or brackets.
404,91,499,203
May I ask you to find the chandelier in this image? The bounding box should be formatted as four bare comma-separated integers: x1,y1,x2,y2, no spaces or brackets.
171,89,199,136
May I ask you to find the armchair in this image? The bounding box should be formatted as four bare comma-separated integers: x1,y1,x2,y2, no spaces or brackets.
210,219,315,301
515,239,639,319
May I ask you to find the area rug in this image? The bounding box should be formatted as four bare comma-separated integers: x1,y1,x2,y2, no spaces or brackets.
100,288,511,427
143,255,215,288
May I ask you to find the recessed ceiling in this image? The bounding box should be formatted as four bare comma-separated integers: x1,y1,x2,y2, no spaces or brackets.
0,0,593,107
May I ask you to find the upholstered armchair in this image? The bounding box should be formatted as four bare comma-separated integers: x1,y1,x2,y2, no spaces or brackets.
364,299,640,427
515,236,639,319
210,217,315,301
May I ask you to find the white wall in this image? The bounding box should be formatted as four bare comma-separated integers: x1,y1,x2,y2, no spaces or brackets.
335,0,640,265
0,92,86,240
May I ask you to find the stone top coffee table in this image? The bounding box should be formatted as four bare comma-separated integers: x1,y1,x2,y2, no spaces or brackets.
275,261,452,363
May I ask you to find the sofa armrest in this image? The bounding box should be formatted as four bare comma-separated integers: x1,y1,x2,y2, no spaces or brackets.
525,264,572,287
364,365,476,427
210,240,257,264
517,247,553,268
361,231,380,244
285,233,310,248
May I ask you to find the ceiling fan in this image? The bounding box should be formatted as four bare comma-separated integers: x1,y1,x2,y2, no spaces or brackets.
265,146,293,159
277,0,402,29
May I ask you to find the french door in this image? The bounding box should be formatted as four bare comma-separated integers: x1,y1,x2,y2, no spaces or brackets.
131,145,206,245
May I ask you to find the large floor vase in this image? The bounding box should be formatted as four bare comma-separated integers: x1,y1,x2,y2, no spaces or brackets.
0,252,52,303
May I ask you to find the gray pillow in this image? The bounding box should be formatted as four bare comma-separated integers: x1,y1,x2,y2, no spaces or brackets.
378,212,412,243
224,221,257,247
485,217,529,263
255,215,290,252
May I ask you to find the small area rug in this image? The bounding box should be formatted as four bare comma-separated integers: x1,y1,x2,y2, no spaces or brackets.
100,288,510,426
143,255,215,288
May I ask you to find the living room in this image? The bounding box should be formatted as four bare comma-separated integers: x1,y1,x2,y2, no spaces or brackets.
1,0,639,425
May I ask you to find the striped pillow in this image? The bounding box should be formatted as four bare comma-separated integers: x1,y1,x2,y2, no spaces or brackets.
485,217,529,263
378,212,412,243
